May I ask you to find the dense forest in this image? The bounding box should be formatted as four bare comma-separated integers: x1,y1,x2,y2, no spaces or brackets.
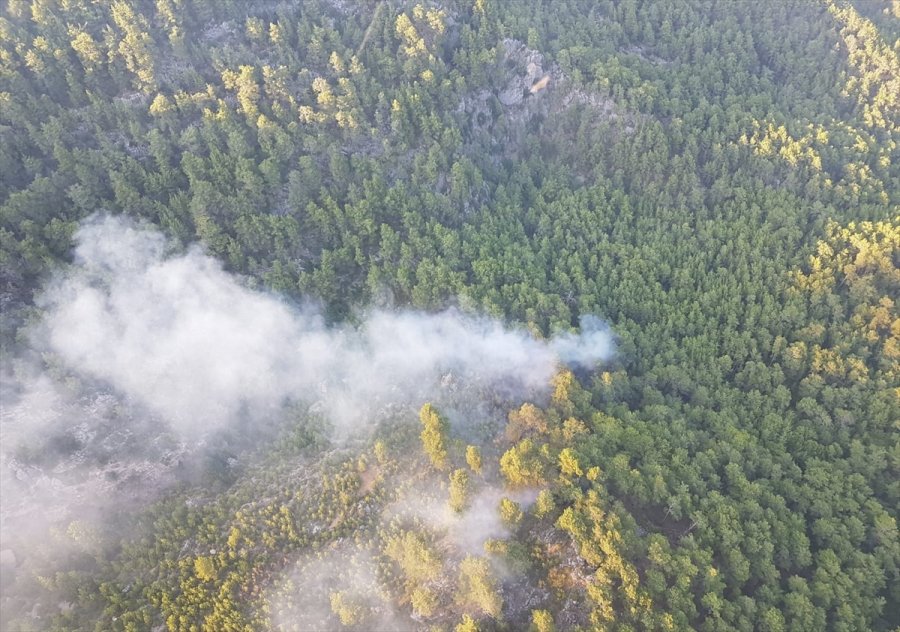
0,0,898,631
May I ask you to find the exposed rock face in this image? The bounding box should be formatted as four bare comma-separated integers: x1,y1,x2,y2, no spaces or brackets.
487,38,634,133
498,39,551,106
454,36,637,183
498,84,524,106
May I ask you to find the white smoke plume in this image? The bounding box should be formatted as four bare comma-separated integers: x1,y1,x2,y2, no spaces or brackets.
384,485,539,556
33,215,614,438
269,546,413,632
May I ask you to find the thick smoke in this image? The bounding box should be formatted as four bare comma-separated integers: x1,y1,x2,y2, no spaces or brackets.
270,546,412,632
34,215,614,438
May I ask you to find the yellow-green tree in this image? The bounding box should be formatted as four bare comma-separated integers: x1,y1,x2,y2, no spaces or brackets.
449,468,471,513
531,609,556,632
466,445,483,474
499,439,546,487
499,498,523,528
455,614,480,632
419,403,450,470
330,591,366,626
193,556,216,582
534,489,556,519
558,448,583,478
410,586,438,617
384,530,442,583
457,555,502,618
